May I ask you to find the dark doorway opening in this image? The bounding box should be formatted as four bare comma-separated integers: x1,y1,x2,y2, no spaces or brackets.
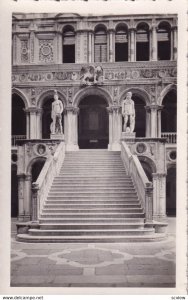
12,94,26,136
166,166,176,216
115,43,128,62
78,96,109,149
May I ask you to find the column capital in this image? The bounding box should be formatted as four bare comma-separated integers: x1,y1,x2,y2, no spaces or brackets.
171,25,177,31
24,107,42,114
145,104,163,111
129,27,136,32
25,174,32,181
107,28,115,33
64,106,79,114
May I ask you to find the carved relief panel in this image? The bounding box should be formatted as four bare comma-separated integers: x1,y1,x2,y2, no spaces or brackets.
39,39,54,63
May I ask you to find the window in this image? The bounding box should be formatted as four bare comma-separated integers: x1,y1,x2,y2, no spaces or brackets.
94,26,107,62
157,22,171,60
63,26,75,63
115,24,128,62
136,23,150,61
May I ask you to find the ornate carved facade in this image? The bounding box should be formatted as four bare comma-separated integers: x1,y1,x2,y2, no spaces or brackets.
11,13,177,227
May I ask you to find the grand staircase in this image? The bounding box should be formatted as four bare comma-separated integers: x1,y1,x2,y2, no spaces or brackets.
17,150,164,242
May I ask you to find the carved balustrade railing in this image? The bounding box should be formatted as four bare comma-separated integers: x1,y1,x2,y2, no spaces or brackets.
161,132,176,144
31,141,65,222
121,141,153,223
12,135,26,146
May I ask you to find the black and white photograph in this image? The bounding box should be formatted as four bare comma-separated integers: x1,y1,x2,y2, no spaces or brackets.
0,0,187,297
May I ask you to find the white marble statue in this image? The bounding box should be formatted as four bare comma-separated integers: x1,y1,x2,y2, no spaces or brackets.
122,91,135,133
51,90,64,134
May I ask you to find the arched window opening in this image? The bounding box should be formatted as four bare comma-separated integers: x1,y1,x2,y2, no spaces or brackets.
115,24,128,62
63,26,75,63
94,26,107,62
166,166,176,216
12,93,26,145
136,23,150,61
157,22,171,60
161,90,177,133
31,159,46,183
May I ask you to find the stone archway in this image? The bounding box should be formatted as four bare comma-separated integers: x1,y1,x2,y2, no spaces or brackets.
78,95,109,149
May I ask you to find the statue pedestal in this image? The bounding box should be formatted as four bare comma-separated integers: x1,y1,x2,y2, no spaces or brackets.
121,132,136,140
50,133,64,140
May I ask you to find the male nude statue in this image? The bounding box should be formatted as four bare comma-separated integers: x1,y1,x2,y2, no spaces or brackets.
122,91,135,133
51,90,64,134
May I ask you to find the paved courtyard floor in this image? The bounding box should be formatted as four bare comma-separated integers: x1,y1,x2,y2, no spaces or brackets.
11,218,176,288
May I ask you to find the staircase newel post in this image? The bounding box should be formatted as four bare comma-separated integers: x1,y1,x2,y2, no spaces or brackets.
31,182,39,222
145,182,153,223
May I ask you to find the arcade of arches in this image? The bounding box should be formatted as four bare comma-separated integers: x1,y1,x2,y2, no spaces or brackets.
11,87,177,217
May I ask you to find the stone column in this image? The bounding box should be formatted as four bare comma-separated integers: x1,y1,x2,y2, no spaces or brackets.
151,23,158,61
73,107,79,149
56,30,63,63
130,28,136,62
107,107,113,150
17,174,25,221
29,30,36,64
172,26,178,61
28,108,38,139
36,108,43,139
12,33,17,65
24,174,32,221
25,110,30,139
111,105,121,150
108,29,115,62
145,106,151,137
88,30,93,63
153,173,167,221
150,105,158,138
65,107,79,151
157,105,163,138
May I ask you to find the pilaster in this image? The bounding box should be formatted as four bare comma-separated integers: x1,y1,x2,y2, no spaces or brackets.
64,106,79,151
129,28,136,62
152,173,167,222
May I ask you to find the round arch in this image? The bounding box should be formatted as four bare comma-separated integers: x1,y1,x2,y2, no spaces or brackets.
27,156,46,176
136,21,150,30
157,20,172,29
37,89,67,108
94,23,108,32
159,84,177,105
12,88,29,109
115,22,129,31
138,155,157,173
73,86,113,107
119,88,150,105
62,24,75,33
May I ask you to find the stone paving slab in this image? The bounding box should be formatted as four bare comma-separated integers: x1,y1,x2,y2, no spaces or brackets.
11,218,176,288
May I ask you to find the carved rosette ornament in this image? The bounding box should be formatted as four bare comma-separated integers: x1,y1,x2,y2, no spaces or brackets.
21,40,29,62
39,40,54,63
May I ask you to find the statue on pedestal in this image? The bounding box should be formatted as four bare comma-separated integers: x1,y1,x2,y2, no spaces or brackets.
122,91,135,133
50,90,64,135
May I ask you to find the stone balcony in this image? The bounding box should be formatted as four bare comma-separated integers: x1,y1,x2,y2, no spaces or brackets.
12,60,177,87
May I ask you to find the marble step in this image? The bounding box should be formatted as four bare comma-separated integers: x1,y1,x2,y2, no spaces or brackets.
42,208,143,214
41,212,145,218
44,203,141,208
45,200,140,205
28,228,155,236
39,223,145,230
48,190,137,195
16,233,165,243
39,217,144,224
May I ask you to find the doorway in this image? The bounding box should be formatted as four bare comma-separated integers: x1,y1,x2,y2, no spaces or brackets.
78,95,109,149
